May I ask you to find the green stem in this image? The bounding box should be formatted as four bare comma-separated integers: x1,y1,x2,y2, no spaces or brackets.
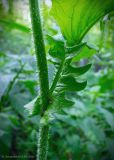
49,60,64,94
0,64,24,111
29,0,50,160
29,0,49,114
37,123,49,160
5,64,24,98
49,57,73,94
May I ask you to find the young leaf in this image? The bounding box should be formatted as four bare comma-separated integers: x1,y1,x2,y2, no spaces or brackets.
57,75,87,92
72,44,98,62
51,0,114,45
47,35,65,61
65,43,87,60
50,93,74,110
64,64,92,76
66,43,86,55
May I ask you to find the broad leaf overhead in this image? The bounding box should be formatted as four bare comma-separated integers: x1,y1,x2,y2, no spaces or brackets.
51,0,114,45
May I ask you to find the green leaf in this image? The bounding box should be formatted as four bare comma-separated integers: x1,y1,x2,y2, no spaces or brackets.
47,35,65,61
53,93,74,109
0,19,30,33
24,96,41,116
79,117,105,143
48,93,74,112
57,75,87,92
38,93,74,123
51,0,114,45
97,106,114,130
64,63,92,76
66,42,86,55
72,44,98,62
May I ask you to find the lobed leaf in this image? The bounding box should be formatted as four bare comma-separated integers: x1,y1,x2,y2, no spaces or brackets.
72,44,98,62
49,93,74,111
64,64,92,76
57,75,87,92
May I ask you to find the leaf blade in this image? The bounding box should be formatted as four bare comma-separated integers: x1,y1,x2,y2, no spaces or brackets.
51,0,114,45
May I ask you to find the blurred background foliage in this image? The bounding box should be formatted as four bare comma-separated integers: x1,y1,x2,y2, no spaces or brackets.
0,0,114,160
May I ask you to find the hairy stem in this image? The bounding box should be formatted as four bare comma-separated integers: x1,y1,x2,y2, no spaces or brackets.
29,0,49,114
29,0,49,159
37,124,49,160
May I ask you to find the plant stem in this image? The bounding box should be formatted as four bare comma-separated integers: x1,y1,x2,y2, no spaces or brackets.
5,64,24,98
0,64,24,111
49,60,64,94
29,0,50,159
29,0,49,114
37,123,49,160
49,57,72,95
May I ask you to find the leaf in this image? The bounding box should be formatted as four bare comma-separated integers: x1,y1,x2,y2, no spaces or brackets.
48,92,74,113
53,93,74,109
99,71,114,92
24,96,41,116
57,75,87,92
107,139,114,159
51,0,114,45
97,106,114,130
0,113,13,131
66,42,86,55
66,135,81,156
47,35,65,61
72,44,98,62
64,63,92,76
38,93,74,123
0,74,13,99
0,19,31,33
79,117,105,143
